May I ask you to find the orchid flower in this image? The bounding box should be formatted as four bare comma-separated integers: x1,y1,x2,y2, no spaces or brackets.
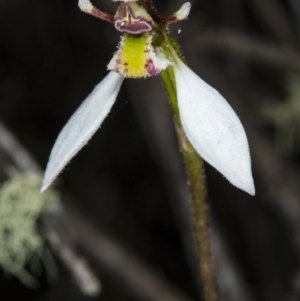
41,0,255,195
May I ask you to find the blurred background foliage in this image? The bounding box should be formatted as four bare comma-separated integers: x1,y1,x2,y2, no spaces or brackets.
262,74,300,155
0,0,300,301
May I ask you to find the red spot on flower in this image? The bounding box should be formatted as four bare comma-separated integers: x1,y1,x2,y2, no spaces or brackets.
145,59,159,76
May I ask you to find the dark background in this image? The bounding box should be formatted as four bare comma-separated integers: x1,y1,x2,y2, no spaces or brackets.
0,0,300,300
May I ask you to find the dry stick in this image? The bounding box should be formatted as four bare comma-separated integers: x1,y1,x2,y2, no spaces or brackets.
43,212,101,297
287,0,300,33
0,122,101,297
249,0,299,47
0,121,196,301
0,124,40,173
62,201,195,301
211,223,255,301
195,30,300,73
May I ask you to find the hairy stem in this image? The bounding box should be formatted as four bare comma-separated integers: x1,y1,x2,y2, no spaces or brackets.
139,0,162,22
175,124,219,301
161,40,219,301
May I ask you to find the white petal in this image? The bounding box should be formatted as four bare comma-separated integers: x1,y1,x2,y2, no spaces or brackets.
174,61,255,195
41,71,124,192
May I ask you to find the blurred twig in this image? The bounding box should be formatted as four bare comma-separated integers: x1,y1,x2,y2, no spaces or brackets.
0,123,40,173
0,121,195,301
211,223,255,301
248,0,298,47
195,30,300,73
60,200,195,301
287,0,300,34
0,122,101,297
43,211,101,297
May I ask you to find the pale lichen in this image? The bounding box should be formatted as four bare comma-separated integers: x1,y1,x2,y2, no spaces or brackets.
0,171,58,287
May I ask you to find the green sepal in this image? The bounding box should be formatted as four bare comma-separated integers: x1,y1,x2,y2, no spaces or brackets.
160,34,185,124
160,66,180,123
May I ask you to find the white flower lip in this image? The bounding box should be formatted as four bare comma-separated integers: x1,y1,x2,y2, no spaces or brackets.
41,71,124,193
174,60,255,195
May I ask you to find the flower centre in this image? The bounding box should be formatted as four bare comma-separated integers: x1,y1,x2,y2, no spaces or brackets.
107,33,170,78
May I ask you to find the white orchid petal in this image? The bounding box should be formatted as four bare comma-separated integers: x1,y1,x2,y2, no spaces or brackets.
41,71,124,192
174,61,255,195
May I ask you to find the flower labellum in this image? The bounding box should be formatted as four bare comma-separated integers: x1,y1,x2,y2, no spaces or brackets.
41,0,255,195
108,34,170,78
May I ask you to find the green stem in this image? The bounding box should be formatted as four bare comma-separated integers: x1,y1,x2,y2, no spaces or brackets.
176,125,219,301
160,38,219,301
